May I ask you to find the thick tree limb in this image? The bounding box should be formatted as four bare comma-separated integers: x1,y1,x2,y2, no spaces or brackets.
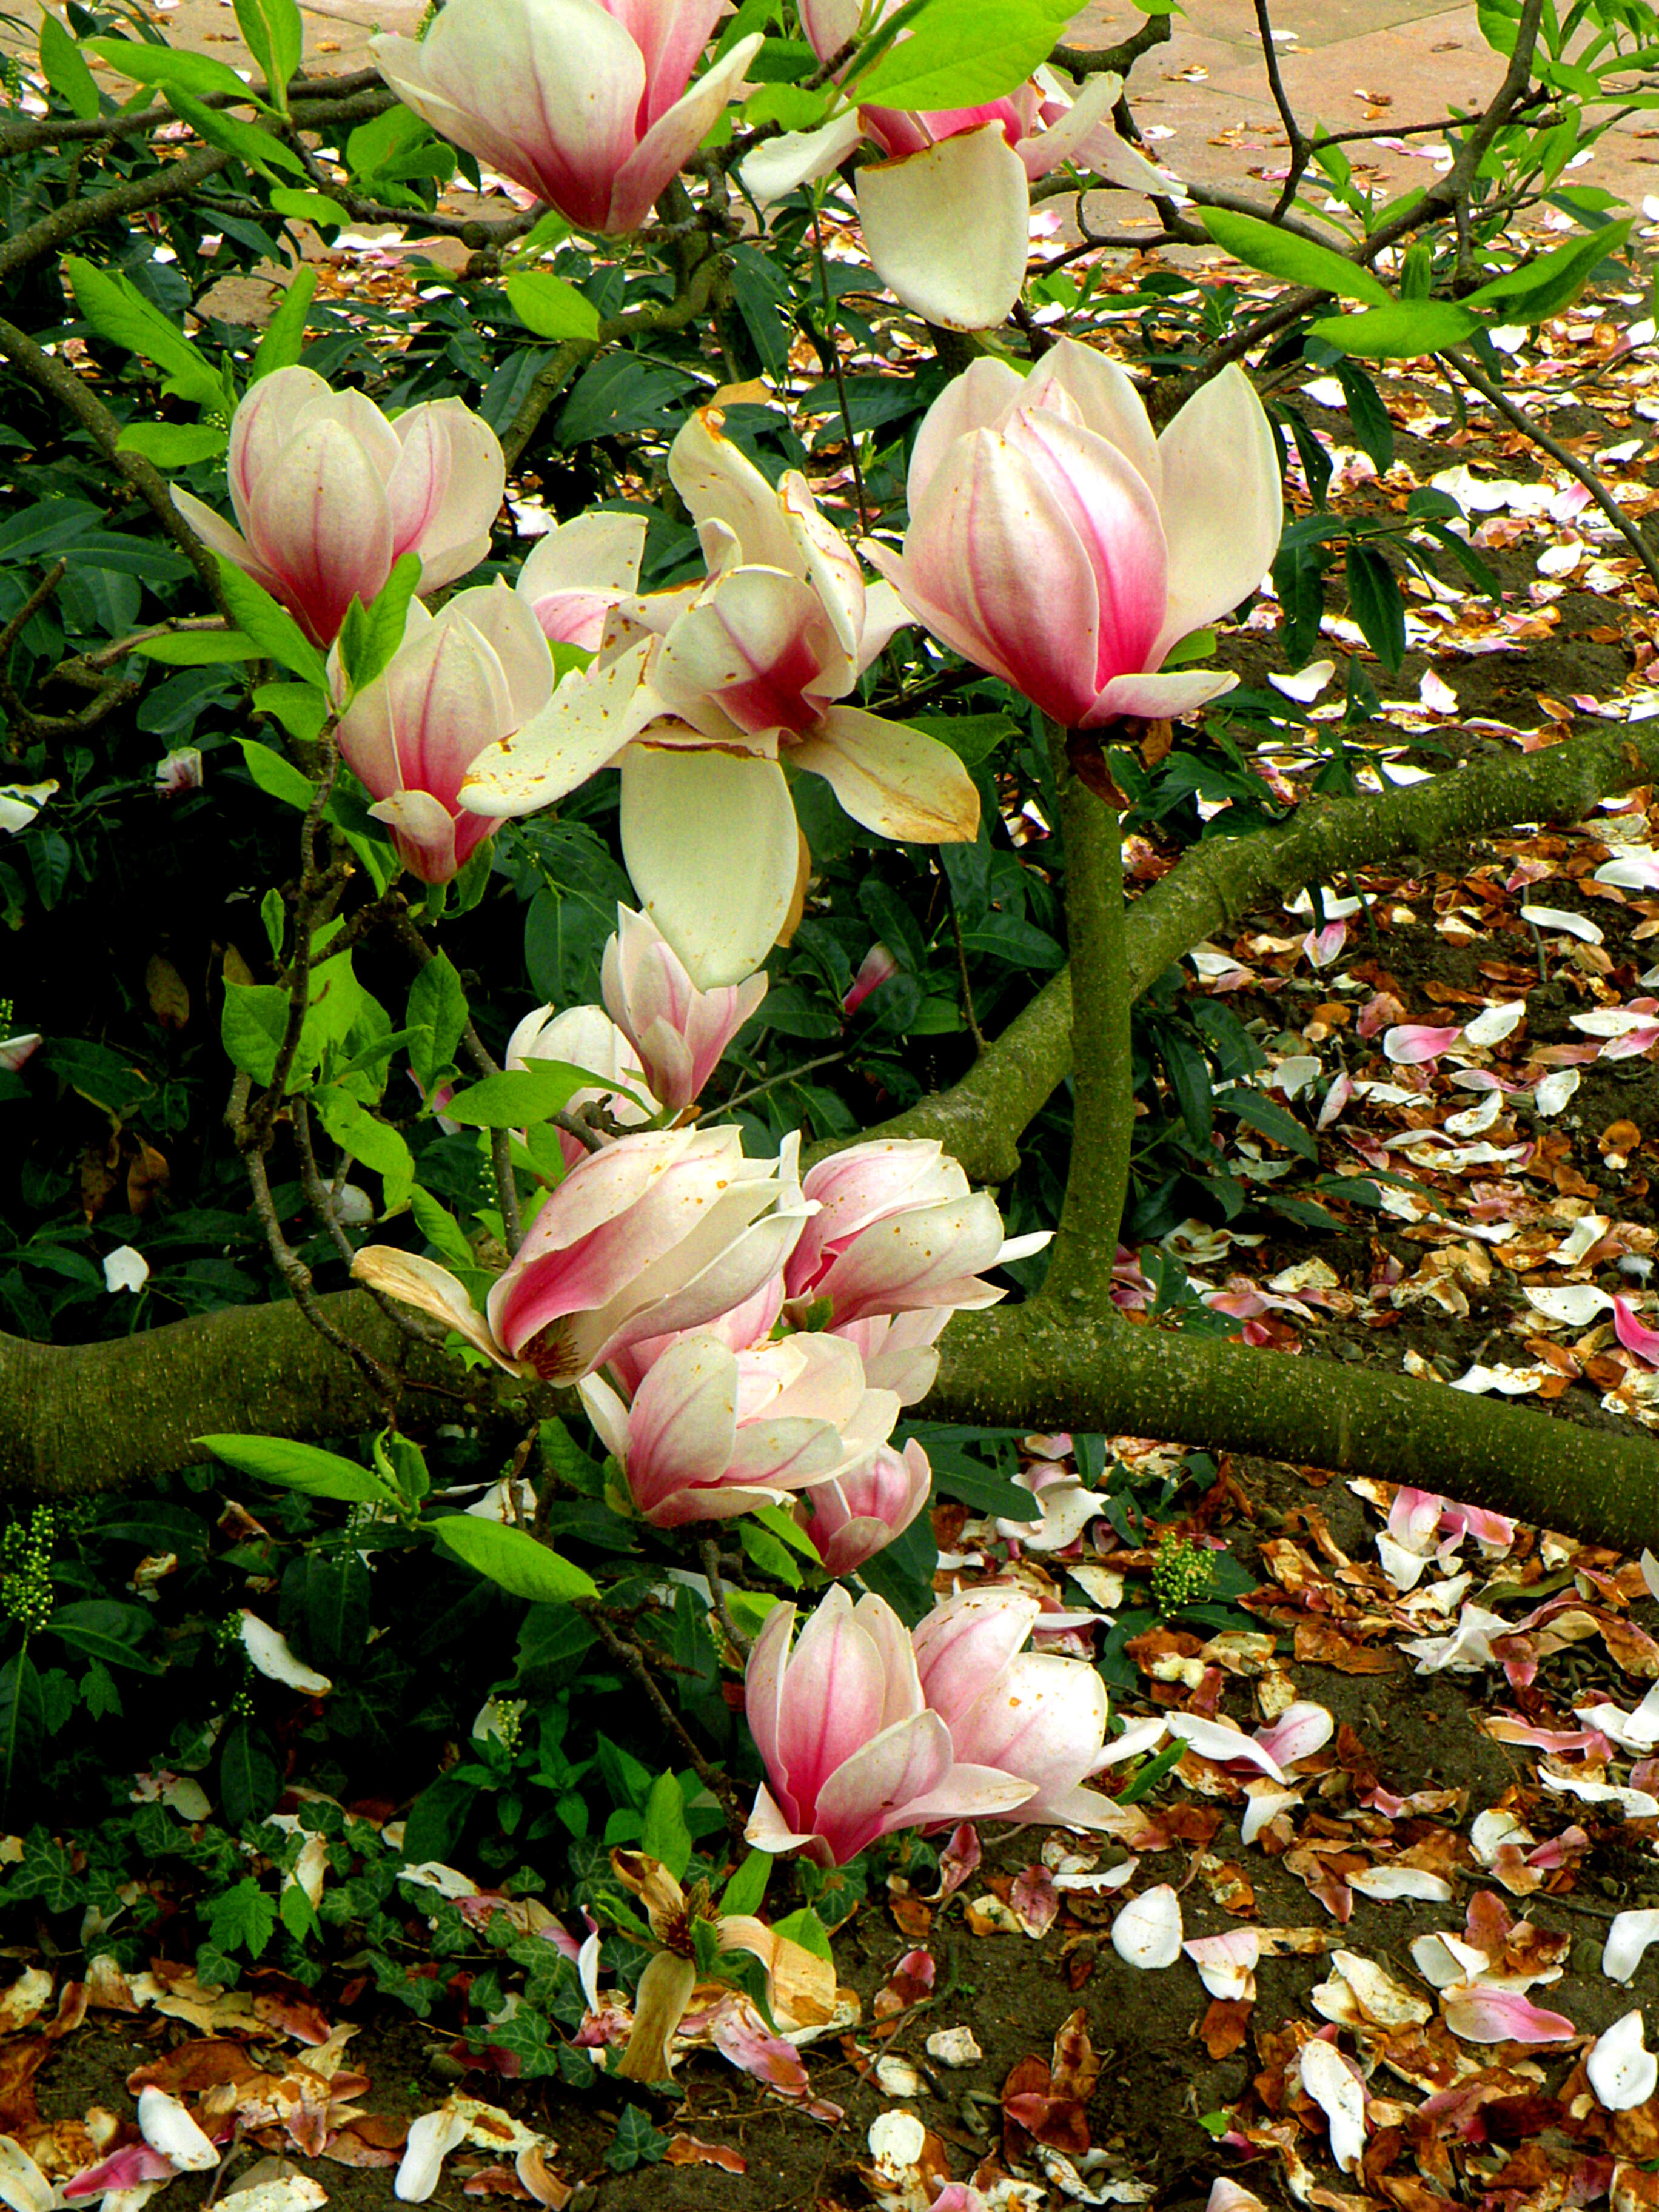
930,1307,1659,1550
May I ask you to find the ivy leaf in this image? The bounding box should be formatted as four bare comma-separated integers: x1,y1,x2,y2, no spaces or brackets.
206,1875,278,1960
603,2108,669,2173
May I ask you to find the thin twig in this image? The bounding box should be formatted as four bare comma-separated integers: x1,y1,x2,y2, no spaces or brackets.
813,201,869,536
1252,0,1311,221
949,906,986,1055
0,315,232,613
719,1053,845,1114
1443,346,1659,596
697,1536,751,1660
581,1604,750,1846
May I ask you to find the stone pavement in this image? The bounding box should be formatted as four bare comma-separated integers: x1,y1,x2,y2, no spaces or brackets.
10,0,1659,227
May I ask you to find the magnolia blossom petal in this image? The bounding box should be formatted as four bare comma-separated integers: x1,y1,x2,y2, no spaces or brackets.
1152,364,1283,660
1299,2040,1365,2175
609,32,764,232
620,745,800,988
856,127,1031,331
1442,1982,1575,2043
791,705,980,843
1111,1885,1183,1969
1589,2010,1658,2111
137,2088,218,2173
351,1247,525,1373
1607,1910,1659,1985
1088,666,1239,725
461,640,660,815
740,108,865,203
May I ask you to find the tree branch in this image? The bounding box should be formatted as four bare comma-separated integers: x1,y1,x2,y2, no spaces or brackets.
1035,730,1133,1310
0,313,230,612
929,1304,1659,1548
0,142,232,282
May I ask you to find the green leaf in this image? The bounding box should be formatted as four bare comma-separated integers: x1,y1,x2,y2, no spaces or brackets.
238,736,316,809
908,711,1017,766
132,625,255,663
46,1601,164,1676
269,186,350,230
253,680,330,742
769,1905,833,1962
1344,541,1406,674
407,953,470,1091
83,36,252,99
852,0,1074,110
39,15,100,119
1309,297,1483,358
506,270,602,343
62,256,224,408
1333,360,1394,476
1115,1738,1185,1805
410,1185,478,1273
718,1851,772,1918
431,1517,599,1604
310,1089,415,1213
737,1517,802,1588
441,1062,597,1129
234,0,303,104
252,264,320,380
164,85,307,175
1463,218,1633,324
1225,1085,1318,1159
0,1655,43,1814
196,1433,392,1503
335,552,424,695
221,980,288,1083
603,2108,669,2174
640,1772,693,1880
1198,209,1389,306
219,1721,281,1827
206,1875,278,1959
280,1883,318,1944
116,421,230,468
214,560,329,684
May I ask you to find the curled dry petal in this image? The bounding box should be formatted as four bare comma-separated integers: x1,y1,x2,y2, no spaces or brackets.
238,1611,331,1697
395,2103,473,2203
137,2087,219,2173
1298,2039,1366,2175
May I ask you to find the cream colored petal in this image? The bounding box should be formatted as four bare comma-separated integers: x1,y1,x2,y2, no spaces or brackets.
739,107,863,206
856,127,1030,331
460,640,660,816
620,746,798,987
1153,363,1282,659
790,705,980,843
350,1247,525,1374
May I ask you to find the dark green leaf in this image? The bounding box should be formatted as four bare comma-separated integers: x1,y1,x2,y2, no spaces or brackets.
220,1721,281,1827
1344,542,1406,674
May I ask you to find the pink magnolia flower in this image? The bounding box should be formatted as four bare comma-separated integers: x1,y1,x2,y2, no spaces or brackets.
826,1307,952,1404
516,511,648,651
352,1125,809,1384
744,1586,1036,1865
912,1586,1113,1829
865,340,1281,731
603,1269,786,1398
797,1438,932,1575
842,942,898,1017
785,1138,1049,1326
745,6,1175,330
601,903,767,1111
333,582,551,885
504,1000,660,1168
173,367,504,645
371,0,763,236
579,1329,897,1527
462,410,977,987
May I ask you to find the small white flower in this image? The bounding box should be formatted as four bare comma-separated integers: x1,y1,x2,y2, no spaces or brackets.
1588,2009,1658,2111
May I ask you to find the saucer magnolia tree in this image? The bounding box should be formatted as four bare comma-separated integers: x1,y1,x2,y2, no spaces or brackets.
5,0,1659,1814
